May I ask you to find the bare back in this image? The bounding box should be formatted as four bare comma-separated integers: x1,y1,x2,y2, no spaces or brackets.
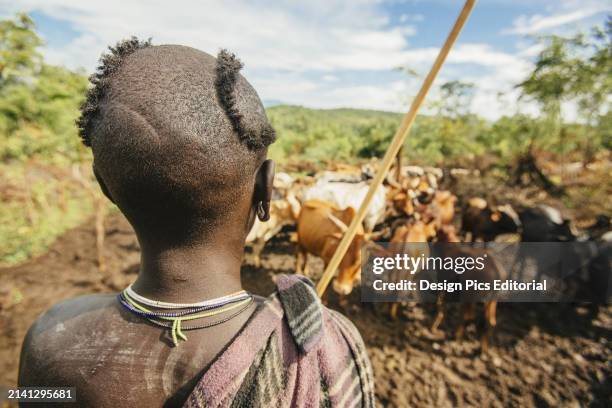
18,294,258,408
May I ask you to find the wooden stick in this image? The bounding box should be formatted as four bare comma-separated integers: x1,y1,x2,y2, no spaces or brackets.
316,0,477,297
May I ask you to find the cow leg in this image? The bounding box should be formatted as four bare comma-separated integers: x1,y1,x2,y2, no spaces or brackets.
252,239,265,268
431,292,445,332
465,231,473,243
302,251,310,276
390,303,399,320
517,258,524,281
487,300,497,327
456,303,475,339
296,246,307,275
482,300,497,353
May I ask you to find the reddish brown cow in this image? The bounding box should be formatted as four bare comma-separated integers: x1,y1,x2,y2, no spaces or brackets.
295,200,365,296
432,225,505,352
387,220,437,319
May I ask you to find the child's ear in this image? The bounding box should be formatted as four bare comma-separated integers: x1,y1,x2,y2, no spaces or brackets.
255,159,275,221
93,164,115,204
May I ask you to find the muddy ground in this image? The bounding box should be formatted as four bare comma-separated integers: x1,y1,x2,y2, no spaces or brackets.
1,213,610,407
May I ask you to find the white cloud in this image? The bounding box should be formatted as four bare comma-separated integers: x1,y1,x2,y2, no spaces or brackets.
1,0,416,73
504,3,610,35
517,43,544,58
259,43,534,120
272,81,412,113
399,13,424,23
446,45,534,120
0,0,572,120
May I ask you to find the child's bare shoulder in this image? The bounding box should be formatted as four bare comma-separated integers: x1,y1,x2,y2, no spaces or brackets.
19,294,120,384
25,294,119,339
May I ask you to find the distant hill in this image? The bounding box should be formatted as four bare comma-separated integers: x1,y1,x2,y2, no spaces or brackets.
265,105,404,164
266,105,403,122
263,105,482,166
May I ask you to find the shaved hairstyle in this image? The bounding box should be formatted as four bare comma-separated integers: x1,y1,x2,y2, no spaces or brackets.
77,38,276,244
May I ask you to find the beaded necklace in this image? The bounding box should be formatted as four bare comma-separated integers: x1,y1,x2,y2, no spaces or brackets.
118,287,253,346
125,284,249,309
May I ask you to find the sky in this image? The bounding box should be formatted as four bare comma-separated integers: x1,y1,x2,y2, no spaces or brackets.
2,0,610,120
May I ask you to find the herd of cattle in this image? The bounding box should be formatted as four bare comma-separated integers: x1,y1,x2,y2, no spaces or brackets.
246,163,611,350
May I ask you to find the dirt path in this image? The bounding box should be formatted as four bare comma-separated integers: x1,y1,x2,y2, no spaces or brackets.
1,214,610,407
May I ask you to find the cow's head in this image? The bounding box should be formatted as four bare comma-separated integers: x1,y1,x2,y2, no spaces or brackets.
390,221,436,268
491,204,521,234
416,178,436,204
436,190,457,206
392,220,437,243
392,192,415,216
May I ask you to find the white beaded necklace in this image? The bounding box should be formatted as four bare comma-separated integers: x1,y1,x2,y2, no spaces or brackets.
125,284,249,309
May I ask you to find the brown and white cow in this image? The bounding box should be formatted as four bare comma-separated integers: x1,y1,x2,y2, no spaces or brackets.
302,180,386,232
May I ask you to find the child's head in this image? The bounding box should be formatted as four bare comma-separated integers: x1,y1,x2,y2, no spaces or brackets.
78,38,275,245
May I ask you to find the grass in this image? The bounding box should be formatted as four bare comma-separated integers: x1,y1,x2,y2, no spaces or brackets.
0,162,98,266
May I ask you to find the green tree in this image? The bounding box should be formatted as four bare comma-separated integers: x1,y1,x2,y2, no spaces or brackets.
438,80,475,119
0,13,42,84
518,17,611,156
0,13,88,164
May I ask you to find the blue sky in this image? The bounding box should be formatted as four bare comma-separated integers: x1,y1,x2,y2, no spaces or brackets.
2,0,610,120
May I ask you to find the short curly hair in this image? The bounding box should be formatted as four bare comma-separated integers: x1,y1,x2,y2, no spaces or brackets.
78,39,275,151
77,37,152,147
215,49,275,150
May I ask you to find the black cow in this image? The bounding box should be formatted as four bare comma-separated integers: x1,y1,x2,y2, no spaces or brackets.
519,205,576,242
462,198,521,242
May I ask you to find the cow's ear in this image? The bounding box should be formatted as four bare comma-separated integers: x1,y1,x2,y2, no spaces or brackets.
491,212,501,222
255,159,275,221
339,206,356,226
344,206,356,215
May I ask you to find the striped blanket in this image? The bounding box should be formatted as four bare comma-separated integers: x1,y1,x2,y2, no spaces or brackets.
184,274,375,407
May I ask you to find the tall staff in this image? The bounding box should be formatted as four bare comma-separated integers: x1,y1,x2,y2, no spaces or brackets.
316,0,478,297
